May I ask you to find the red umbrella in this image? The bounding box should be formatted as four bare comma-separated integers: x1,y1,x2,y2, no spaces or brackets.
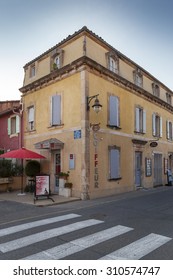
0,148,46,193
0,147,45,159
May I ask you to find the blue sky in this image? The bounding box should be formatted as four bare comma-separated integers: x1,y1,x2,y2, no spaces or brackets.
0,0,173,100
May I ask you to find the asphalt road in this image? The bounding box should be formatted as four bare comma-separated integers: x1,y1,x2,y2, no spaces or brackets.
0,186,173,260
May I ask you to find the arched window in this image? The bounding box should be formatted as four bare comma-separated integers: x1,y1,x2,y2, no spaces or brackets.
106,52,119,74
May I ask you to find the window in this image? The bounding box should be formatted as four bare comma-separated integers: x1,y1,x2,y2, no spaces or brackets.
135,107,146,133
8,115,20,135
166,92,172,105
106,52,119,74
30,64,36,78
109,56,118,73
51,49,64,71
51,95,61,126
109,146,120,180
108,95,120,128
152,113,162,137
152,83,160,97
54,55,60,69
166,121,173,140
28,106,35,131
133,69,143,87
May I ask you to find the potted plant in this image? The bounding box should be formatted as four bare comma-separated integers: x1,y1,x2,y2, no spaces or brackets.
59,171,73,197
58,171,70,180
53,63,57,70
25,160,40,192
64,182,73,188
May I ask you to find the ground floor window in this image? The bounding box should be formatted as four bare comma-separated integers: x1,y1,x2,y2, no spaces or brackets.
109,146,120,179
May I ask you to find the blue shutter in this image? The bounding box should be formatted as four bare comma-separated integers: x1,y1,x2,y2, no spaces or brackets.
160,116,162,137
110,149,120,179
143,110,146,133
52,95,61,125
109,96,119,126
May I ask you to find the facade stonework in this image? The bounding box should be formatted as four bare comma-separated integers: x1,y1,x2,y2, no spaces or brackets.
19,26,173,199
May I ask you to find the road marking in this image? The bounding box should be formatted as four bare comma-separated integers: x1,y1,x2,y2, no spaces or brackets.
0,219,103,253
100,233,172,260
24,225,133,259
0,213,81,237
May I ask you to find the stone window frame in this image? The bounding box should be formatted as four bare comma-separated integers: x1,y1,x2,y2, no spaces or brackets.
152,83,160,98
106,51,119,74
51,49,64,71
133,68,143,88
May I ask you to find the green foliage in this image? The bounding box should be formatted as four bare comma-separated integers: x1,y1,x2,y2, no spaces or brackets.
11,163,23,176
24,183,35,193
25,160,40,177
0,159,23,178
0,159,12,177
58,171,70,179
64,182,73,188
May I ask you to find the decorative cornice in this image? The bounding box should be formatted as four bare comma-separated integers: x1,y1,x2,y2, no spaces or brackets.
22,26,172,93
20,56,173,113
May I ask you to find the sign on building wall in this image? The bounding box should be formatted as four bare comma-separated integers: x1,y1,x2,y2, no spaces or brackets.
69,154,75,169
74,130,81,139
145,158,152,177
94,152,99,188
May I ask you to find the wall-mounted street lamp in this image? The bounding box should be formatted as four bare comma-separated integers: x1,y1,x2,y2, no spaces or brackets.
87,94,102,113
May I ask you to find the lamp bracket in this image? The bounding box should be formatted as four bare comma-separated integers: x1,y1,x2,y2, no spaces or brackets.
87,94,99,111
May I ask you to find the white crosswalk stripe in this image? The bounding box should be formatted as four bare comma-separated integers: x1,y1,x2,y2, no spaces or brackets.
0,213,172,259
23,225,133,259
100,233,172,260
0,219,103,253
0,213,81,237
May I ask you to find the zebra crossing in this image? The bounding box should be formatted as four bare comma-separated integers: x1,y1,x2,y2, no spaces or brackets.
0,213,171,260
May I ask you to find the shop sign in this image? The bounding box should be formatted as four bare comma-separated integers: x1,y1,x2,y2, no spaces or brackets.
35,175,50,196
34,175,54,203
150,141,158,147
94,153,99,188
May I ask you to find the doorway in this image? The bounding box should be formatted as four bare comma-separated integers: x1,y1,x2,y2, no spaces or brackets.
54,150,61,193
135,152,142,187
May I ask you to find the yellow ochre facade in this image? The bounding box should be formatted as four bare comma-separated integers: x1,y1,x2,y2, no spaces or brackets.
20,26,173,199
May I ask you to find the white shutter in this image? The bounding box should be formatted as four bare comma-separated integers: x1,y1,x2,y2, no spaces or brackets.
166,121,170,139
160,116,162,137
28,107,34,122
143,110,146,133
152,113,156,136
16,115,20,133
8,118,11,135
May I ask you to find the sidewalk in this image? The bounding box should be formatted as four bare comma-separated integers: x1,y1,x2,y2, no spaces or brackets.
0,185,171,207
0,191,80,206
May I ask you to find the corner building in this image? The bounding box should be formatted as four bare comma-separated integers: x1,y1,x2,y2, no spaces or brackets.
20,26,173,199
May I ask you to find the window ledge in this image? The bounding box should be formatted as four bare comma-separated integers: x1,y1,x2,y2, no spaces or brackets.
134,131,146,135
167,139,173,142
108,177,122,181
25,129,36,133
9,133,19,138
107,125,121,130
48,124,64,129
